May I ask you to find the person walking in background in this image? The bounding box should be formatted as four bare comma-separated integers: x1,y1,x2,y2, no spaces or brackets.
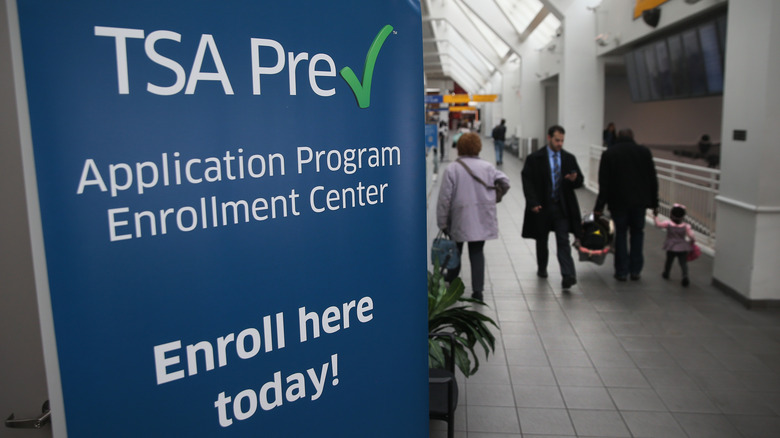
491,119,507,165
603,122,617,148
697,134,712,157
521,125,583,290
437,133,510,301
654,204,695,287
594,129,659,281
438,120,448,161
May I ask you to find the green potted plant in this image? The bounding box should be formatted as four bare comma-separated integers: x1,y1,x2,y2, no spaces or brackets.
428,264,498,377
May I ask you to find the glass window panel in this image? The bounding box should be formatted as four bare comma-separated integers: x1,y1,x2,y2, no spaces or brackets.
699,22,723,94
634,50,650,102
717,15,727,56
495,0,543,34
624,52,642,102
667,34,688,96
528,13,560,50
682,29,707,96
643,45,661,100
654,41,674,98
459,3,510,58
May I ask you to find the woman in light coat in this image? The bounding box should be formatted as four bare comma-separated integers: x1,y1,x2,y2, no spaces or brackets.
436,133,510,300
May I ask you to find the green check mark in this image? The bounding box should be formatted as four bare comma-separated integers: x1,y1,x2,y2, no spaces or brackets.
340,24,394,109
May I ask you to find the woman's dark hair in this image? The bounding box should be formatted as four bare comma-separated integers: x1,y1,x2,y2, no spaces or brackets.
670,205,686,219
457,132,482,156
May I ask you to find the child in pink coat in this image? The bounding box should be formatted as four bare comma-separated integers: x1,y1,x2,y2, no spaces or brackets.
654,204,696,287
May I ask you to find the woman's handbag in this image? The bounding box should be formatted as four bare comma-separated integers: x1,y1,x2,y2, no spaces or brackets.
431,230,459,271
687,242,701,261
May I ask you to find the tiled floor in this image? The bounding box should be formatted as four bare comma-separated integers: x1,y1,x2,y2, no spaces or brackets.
426,140,780,437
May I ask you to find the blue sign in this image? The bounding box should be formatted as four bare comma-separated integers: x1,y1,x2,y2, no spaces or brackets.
425,124,438,149
424,94,443,104
15,1,427,436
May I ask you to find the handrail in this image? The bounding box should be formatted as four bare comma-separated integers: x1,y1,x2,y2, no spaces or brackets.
587,144,720,250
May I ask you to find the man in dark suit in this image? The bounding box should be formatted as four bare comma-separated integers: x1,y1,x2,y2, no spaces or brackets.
522,125,583,289
593,129,659,281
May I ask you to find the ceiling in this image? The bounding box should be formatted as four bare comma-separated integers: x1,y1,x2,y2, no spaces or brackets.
422,0,561,94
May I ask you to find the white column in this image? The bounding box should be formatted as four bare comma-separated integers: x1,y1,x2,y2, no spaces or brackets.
713,0,780,304
559,0,604,181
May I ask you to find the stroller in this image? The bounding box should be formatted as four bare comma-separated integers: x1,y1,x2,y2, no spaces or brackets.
573,213,614,265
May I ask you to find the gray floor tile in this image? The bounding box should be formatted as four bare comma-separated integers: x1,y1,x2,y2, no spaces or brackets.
466,406,520,434
608,387,667,411
569,409,631,437
465,364,511,385
553,366,603,387
497,321,539,336
501,334,542,349
762,392,780,415
597,367,651,388
467,433,522,438
517,408,575,436
706,389,777,415
505,346,550,367
728,414,780,438
519,436,576,438
734,370,780,391
618,336,665,352
508,365,556,386
547,348,592,367
685,367,746,390
621,411,687,437
655,388,720,413
673,413,743,438
641,367,700,389
588,348,636,368
539,334,584,351
513,384,565,408
627,349,679,368
561,386,615,410
466,383,516,407
497,309,534,322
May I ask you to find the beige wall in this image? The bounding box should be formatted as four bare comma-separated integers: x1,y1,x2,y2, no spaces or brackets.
604,74,723,145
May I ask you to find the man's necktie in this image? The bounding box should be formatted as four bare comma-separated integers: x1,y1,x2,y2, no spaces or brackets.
553,152,561,199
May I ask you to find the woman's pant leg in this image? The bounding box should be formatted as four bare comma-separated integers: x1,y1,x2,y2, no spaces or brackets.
467,241,485,293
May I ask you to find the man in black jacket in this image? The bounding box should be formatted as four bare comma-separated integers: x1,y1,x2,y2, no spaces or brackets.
594,129,659,281
522,125,583,289
492,119,507,165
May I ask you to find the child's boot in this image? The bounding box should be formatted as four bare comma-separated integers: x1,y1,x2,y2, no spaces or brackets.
682,277,689,287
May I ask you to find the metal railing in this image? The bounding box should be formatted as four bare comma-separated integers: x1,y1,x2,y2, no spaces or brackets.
587,144,720,249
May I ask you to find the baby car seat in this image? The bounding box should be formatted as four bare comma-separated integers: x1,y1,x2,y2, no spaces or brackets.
574,213,614,265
